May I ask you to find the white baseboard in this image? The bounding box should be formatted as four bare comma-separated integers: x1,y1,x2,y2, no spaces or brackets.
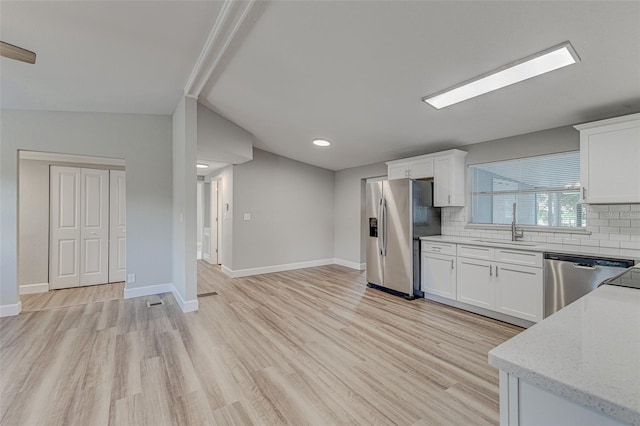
19,282,49,295
333,259,366,270
123,283,174,299
222,258,335,278
171,288,199,313
0,301,22,317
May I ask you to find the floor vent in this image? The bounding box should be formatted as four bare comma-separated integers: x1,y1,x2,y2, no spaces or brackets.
147,300,164,307
198,291,219,298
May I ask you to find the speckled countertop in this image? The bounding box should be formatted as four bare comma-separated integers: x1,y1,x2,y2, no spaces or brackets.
489,285,640,425
419,235,640,261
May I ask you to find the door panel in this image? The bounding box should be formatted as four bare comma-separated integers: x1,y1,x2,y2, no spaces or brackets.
109,170,126,282
382,179,412,295
50,166,81,289
58,239,78,277
81,168,109,285
457,258,493,309
365,181,383,286
209,181,218,265
421,253,456,299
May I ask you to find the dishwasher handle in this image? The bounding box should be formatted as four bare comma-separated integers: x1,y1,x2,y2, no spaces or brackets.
573,263,597,269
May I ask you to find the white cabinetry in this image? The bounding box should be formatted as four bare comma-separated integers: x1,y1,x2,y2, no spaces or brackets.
433,151,467,207
575,113,640,204
494,263,543,322
452,244,543,322
386,149,467,206
421,241,457,300
457,257,493,309
387,156,434,180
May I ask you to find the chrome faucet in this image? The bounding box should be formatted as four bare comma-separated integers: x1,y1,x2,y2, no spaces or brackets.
512,202,524,241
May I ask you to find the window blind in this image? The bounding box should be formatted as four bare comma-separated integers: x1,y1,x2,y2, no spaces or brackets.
470,151,586,228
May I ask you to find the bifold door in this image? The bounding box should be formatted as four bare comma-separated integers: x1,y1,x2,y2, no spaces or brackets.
50,166,119,289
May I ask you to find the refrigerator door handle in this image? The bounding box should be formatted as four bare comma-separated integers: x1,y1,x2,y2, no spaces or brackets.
378,198,384,256
382,198,388,256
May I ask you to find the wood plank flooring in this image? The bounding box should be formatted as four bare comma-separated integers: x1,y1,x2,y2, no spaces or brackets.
20,282,125,312
1,263,522,425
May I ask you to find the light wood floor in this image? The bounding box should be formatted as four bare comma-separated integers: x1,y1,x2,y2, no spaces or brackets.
20,282,125,312
1,263,522,425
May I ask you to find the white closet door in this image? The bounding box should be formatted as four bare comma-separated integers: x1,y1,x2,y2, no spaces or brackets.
50,166,81,289
80,168,110,286
109,170,126,282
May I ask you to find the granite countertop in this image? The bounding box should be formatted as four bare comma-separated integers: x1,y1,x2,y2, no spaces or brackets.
419,235,640,261
488,285,640,425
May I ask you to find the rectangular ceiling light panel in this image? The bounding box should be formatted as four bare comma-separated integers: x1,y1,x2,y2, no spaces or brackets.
423,41,580,109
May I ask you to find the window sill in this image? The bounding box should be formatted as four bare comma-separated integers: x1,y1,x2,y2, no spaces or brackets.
465,224,591,235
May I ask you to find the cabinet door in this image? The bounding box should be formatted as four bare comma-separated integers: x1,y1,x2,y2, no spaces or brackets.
421,253,456,299
388,163,409,180
581,123,640,204
456,258,493,309
494,262,543,322
409,158,434,179
434,156,451,206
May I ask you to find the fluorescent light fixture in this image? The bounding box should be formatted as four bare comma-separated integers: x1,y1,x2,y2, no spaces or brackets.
313,139,331,147
196,163,209,169
422,41,580,109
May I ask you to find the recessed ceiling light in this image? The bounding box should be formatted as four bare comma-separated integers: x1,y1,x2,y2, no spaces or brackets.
196,163,209,169
422,41,580,110
313,139,331,147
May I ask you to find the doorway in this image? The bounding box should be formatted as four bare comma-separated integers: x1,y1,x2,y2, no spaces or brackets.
18,151,126,309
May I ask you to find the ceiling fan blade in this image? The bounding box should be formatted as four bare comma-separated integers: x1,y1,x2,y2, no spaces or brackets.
0,41,36,64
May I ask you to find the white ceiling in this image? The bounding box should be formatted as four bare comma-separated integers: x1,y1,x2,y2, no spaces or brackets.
0,1,222,114
201,1,640,170
2,1,639,171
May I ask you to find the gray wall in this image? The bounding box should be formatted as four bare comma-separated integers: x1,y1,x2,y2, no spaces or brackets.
1,110,173,308
197,102,253,164
230,149,335,271
463,125,579,166
333,162,387,266
18,159,125,288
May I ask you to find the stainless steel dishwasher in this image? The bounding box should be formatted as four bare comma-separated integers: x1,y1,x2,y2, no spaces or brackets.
544,253,635,317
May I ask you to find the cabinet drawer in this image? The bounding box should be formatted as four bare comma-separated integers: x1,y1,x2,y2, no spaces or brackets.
495,249,542,268
458,244,494,260
421,241,456,255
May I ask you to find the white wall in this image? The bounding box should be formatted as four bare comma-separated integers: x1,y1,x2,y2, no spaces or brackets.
197,102,253,164
333,162,387,267
1,110,173,314
228,149,335,272
171,96,198,310
18,159,124,290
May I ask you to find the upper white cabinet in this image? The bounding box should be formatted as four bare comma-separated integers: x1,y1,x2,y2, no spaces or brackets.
433,150,467,207
387,155,434,180
386,149,467,206
575,113,640,204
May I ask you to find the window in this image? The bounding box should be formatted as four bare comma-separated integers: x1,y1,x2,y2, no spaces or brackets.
470,152,586,228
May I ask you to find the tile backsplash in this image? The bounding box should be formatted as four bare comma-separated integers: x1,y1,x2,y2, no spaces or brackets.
441,204,640,259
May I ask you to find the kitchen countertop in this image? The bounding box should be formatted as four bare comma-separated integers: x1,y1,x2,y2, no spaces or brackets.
419,235,640,261
488,284,640,425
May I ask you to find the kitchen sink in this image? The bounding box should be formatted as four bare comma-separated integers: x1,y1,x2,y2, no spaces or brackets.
473,239,540,247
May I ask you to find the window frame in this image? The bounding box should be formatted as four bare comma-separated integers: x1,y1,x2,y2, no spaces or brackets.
467,151,587,231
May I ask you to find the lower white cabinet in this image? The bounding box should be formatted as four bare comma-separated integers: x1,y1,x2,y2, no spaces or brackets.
421,241,544,324
421,253,457,299
456,258,493,310
494,262,543,322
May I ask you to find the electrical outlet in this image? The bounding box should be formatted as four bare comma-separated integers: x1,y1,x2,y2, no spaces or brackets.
127,273,136,283
243,213,251,221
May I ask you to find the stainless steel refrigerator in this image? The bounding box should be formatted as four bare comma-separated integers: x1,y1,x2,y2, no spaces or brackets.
366,179,441,299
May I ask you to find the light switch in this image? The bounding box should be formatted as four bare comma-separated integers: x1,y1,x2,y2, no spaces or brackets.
243,213,251,221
